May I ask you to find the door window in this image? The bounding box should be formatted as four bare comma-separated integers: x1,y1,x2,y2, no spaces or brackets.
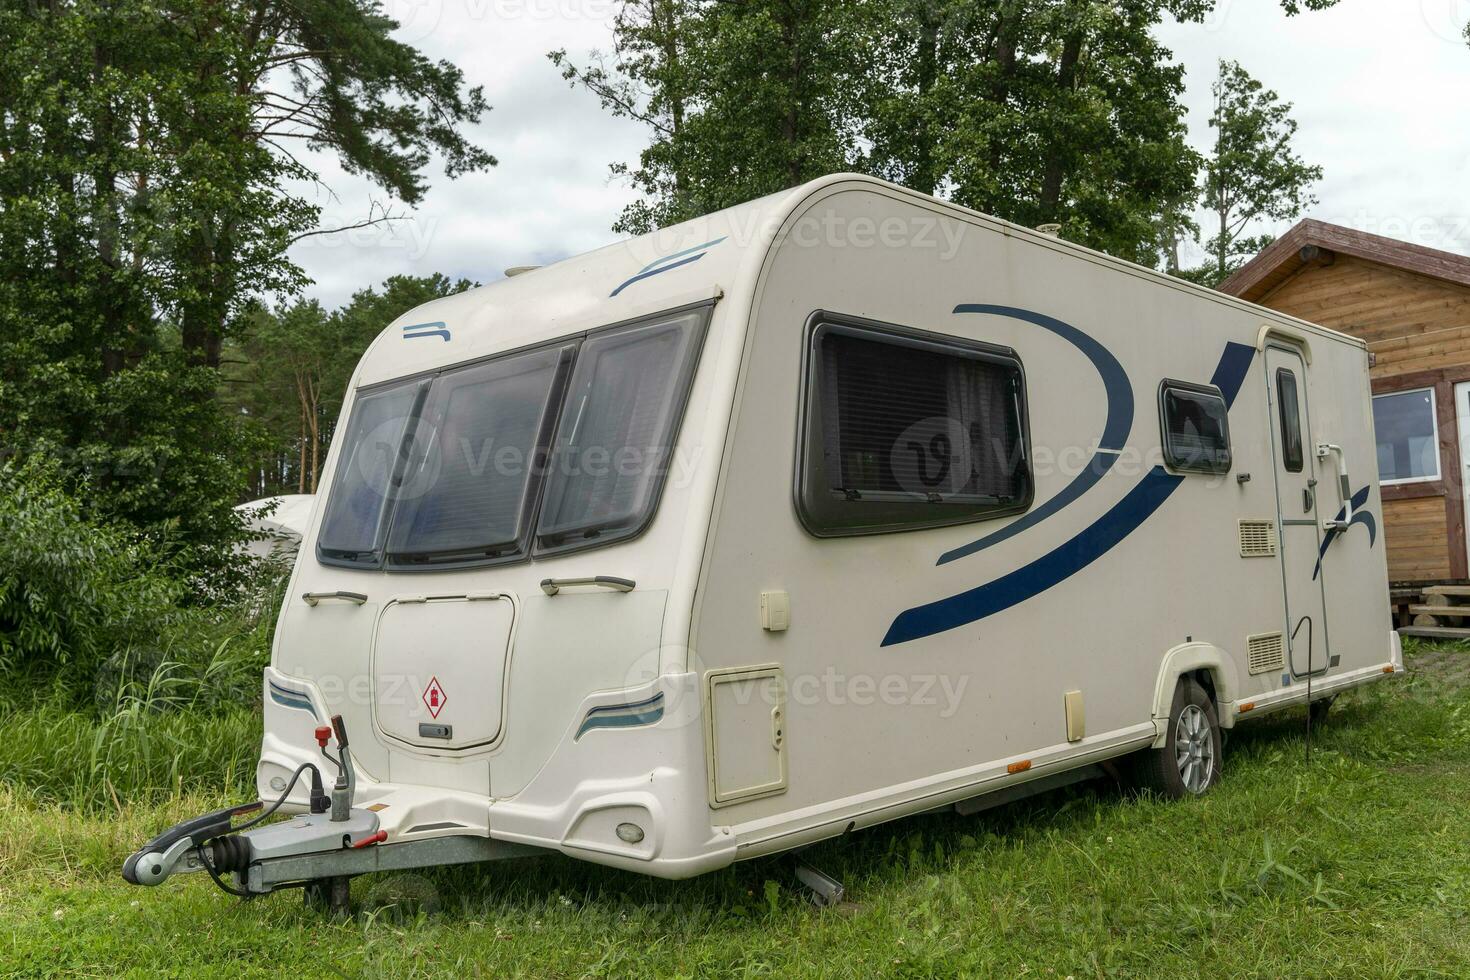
1276,368,1304,473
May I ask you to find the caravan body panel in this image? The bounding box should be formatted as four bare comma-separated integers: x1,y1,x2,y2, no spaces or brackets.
262,176,1396,877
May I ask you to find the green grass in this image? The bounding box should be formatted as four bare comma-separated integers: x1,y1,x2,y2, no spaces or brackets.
2,643,1468,977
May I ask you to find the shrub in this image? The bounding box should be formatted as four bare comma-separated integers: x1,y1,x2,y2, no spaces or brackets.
0,461,189,699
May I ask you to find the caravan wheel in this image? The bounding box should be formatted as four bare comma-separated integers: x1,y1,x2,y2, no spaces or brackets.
1136,679,1221,799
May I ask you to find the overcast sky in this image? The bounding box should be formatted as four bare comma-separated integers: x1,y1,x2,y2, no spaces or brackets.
288,0,1470,308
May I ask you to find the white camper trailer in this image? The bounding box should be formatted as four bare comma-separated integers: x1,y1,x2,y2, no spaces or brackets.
125,175,1400,903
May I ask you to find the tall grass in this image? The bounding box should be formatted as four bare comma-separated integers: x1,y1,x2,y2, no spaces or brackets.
0,557,286,812
0,702,261,812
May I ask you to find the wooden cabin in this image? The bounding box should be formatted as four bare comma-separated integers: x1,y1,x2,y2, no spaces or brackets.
1220,220,1470,599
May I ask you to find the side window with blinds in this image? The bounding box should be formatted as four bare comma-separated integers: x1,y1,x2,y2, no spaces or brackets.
1275,368,1304,473
797,317,1032,536
1159,380,1232,475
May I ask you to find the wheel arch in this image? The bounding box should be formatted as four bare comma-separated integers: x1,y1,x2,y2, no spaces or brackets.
1149,642,1239,748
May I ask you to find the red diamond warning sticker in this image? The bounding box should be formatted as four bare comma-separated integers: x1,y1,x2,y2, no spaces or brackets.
422,677,447,719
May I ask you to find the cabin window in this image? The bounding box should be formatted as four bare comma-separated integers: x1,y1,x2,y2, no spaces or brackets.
1275,368,1304,473
384,345,571,566
317,379,427,564
1373,387,1440,485
534,308,707,555
1158,381,1232,475
797,317,1032,537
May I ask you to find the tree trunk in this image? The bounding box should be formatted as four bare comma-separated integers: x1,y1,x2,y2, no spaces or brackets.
986,0,1025,203
308,389,320,493
1039,17,1084,221
912,3,940,196
655,0,686,206
296,379,308,494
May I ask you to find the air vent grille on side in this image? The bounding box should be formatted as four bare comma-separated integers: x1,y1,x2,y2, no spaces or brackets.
1247,632,1286,675
1239,520,1278,558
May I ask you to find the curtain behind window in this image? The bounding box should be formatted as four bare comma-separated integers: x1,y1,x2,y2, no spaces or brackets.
538,311,701,544
820,332,1021,501
387,348,562,558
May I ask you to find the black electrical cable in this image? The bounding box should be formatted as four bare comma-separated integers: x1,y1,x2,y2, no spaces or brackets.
196,842,254,898
194,761,323,898
228,762,323,833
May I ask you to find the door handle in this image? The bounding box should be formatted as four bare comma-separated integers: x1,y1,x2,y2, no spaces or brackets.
539,576,636,596
1315,443,1351,532
302,591,368,607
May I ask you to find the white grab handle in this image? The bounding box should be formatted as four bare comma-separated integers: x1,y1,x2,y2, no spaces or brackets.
1315,443,1351,532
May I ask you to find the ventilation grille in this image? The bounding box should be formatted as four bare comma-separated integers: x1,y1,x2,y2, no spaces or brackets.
1247,632,1286,675
1239,520,1278,558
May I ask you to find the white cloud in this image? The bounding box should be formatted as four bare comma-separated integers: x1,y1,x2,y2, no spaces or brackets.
289,1,1470,307
286,0,644,306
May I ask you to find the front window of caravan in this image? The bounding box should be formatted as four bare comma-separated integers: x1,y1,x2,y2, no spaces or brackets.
317,305,708,569
318,380,426,563
385,345,571,565
535,311,705,554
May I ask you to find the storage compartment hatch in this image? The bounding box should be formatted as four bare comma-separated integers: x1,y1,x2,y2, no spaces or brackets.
705,665,787,806
373,595,513,750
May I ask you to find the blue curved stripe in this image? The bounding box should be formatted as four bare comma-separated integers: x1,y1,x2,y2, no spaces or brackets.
575,692,665,739
636,237,726,274
403,321,451,342
610,237,727,298
884,467,1183,646
268,682,314,714
610,253,707,298
939,305,1135,565
1209,341,1257,406
883,341,1257,646
1313,485,1374,580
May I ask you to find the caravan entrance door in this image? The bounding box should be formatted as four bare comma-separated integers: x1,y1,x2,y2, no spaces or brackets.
1265,346,1331,679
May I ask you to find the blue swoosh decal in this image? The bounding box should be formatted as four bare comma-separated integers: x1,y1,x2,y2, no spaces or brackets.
403,321,451,342
636,237,727,274
610,237,727,298
268,681,315,714
883,341,1257,646
939,305,1135,565
1313,485,1374,580
575,692,665,740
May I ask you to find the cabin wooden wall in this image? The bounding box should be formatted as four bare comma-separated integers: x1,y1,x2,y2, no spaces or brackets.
1256,255,1470,584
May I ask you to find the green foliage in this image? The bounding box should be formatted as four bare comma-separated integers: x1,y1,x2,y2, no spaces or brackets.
223,273,473,498
0,460,283,705
0,462,186,696
0,703,262,812
554,1,1339,266
0,0,490,578
1189,60,1323,286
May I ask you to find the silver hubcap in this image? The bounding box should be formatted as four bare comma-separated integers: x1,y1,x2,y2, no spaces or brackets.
1175,704,1215,794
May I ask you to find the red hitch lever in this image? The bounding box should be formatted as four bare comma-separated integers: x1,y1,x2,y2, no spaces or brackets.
315,725,332,749
350,831,387,849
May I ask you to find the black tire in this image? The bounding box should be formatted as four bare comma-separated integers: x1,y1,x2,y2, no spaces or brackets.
1135,679,1221,799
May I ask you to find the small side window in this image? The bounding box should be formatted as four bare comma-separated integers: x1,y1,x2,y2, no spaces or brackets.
1276,368,1303,473
797,316,1032,536
1159,380,1232,475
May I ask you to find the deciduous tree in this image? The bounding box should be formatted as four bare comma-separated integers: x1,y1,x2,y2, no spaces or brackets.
1189,59,1322,285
